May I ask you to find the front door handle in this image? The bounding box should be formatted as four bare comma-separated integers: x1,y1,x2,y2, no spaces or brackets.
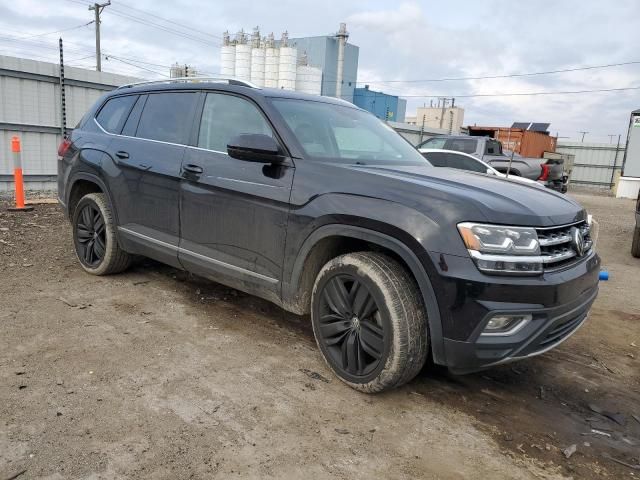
183,164,203,175
115,151,129,159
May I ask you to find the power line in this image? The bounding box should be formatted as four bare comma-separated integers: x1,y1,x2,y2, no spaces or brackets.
350,85,640,99
320,60,640,85
105,54,168,77
11,21,95,39
65,0,219,46
111,0,222,40
106,8,220,46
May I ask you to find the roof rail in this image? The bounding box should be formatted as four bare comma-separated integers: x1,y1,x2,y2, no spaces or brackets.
116,76,260,90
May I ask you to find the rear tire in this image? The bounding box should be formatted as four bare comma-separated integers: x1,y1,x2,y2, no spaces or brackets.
311,252,429,393
632,226,640,258
72,192,131,275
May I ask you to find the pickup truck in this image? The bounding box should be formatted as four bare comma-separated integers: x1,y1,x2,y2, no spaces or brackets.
417,135,567,192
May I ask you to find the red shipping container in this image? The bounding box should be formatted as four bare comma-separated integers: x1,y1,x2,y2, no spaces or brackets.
467,127,557,158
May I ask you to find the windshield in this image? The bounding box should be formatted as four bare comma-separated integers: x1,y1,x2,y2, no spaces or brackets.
270,98,430,166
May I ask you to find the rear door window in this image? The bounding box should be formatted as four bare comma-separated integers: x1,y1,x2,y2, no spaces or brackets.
444,153,487,173
197,93,274,152
422,152,448,167
445,138,477,154
135,92,198,144
95,95,138,134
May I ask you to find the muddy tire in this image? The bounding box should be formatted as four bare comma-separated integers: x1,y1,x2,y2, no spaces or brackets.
311,252,429,393
72,192,131,275
632,226,640,258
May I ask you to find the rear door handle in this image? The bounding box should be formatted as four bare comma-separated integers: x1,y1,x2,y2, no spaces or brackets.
115,151,129,159
183,164,203,175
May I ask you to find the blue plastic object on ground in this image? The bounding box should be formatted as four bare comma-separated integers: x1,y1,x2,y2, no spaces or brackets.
599,271,609,281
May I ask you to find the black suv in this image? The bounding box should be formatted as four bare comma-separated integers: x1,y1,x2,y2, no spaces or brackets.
58,78,600,392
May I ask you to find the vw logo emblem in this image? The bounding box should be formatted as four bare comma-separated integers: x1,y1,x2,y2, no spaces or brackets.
571,227,586,257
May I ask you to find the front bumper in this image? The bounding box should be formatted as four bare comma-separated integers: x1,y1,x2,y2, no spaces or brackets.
425,250,600,372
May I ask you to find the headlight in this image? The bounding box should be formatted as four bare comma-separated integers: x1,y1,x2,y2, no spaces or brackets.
457,222,543,275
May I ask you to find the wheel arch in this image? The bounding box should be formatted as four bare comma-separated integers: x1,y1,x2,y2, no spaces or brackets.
283,224,445,364
66,172,117,224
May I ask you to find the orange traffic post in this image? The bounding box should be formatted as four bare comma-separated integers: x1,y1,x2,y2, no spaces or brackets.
8,136,34,212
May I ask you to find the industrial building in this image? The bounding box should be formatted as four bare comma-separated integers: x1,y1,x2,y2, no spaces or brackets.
0,54,138,191
405,100,465,134
353,85,406,122
219,24,358,101
169,63,199,78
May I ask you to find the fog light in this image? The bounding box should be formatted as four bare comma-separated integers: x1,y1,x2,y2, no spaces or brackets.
482,314,532,335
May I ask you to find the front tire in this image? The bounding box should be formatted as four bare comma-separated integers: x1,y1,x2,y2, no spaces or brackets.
632,226,640,258
311,252,429,393
72,192,131,275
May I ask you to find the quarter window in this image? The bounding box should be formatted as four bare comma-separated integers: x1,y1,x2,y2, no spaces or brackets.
95,95,138,134
135,92,198,144
198,93,274,152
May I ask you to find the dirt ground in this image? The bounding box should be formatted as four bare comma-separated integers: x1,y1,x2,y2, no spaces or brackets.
0,191,639,480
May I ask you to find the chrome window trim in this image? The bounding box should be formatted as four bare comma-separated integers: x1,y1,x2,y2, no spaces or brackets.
94,117,229,156
118,227,278,284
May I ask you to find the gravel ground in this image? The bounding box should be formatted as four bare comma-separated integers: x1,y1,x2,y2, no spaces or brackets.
0,192,638,479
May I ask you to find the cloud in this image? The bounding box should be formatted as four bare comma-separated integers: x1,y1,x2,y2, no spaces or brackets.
1,0,638,141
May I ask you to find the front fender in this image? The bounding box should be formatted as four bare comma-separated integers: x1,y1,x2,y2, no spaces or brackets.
283,220,447,365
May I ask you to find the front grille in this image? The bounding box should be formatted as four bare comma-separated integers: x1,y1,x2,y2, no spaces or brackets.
536,221,592,271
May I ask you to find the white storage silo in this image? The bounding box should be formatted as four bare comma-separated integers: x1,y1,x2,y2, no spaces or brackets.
264,33,279,88
278,46,297,90
295,65,322,95
220,46,236,76
235,44,251,82
220,31,235,76
251,47,265,87
248,27,265,87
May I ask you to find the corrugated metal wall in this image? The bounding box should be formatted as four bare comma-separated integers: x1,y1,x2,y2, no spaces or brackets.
388,121,448,146
0,55,139,192
556,141,625,188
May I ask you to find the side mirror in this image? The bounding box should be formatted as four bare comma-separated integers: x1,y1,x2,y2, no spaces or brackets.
227,134,284,164
486,168,495,175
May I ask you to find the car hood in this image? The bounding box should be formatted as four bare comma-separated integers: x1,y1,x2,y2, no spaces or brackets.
343,163,585,227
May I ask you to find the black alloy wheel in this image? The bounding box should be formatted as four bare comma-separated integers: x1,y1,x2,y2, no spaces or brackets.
75,203,106,268
316,274,387,378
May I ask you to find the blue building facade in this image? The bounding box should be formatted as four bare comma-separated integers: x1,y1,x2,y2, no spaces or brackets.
353,86,406,122
289,35,359,102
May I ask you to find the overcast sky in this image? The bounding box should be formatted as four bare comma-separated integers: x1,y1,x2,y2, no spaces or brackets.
1,0,639,142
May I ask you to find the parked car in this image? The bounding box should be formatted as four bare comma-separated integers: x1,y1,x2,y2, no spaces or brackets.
419,148,542,187
633,189,640,257
417,135,567,192
58,77,600,392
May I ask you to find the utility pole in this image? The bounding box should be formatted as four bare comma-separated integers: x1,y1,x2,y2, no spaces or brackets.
579,131,588,142
88,1,111,71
